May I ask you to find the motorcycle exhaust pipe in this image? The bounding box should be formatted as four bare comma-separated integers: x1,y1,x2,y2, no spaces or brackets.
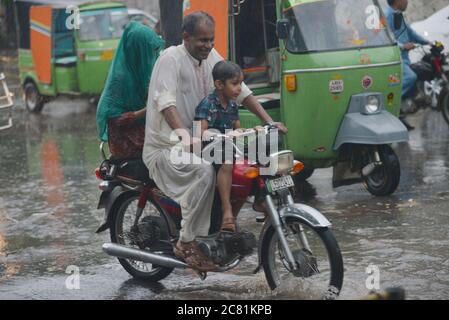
102,243,187,269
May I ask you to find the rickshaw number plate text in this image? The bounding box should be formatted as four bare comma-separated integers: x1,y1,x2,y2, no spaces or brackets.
329,80,344,93
267,175,294,193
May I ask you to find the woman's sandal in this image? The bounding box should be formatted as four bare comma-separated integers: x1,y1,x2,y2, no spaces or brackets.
173,240,217,272
221,216,236,232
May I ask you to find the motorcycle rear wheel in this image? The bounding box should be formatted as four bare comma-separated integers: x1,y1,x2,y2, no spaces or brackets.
261,217,344,300
110,194,174,282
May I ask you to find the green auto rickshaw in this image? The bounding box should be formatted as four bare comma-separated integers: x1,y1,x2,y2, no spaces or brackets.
14,0,129,113
184,0,408,196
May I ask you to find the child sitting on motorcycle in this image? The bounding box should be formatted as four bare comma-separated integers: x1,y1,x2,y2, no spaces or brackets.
194,61,245,233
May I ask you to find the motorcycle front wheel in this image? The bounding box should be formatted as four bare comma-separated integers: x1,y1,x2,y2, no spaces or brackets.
110,194,174,282
261,217,344,300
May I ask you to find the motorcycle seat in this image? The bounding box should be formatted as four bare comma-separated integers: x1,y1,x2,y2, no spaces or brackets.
108,157,155,186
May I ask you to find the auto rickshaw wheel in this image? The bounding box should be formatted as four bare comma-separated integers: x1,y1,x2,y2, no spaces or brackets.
362,145,400,196
24,82,45,113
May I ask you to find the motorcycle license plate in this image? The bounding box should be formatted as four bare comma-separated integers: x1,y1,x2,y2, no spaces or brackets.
267,175,294,193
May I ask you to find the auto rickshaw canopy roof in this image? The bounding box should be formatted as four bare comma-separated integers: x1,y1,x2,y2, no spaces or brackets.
14,0,126,11
282,0,329,11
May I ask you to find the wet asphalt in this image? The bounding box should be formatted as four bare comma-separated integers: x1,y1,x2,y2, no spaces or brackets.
1,92,449,300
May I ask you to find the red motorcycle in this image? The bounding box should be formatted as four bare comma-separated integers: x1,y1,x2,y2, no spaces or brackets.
95,125,344,299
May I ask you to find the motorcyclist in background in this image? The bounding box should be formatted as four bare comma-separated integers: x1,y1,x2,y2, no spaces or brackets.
384,0,432,130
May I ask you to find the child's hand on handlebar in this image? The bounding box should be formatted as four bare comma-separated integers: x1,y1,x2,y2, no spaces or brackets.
271,122,288,134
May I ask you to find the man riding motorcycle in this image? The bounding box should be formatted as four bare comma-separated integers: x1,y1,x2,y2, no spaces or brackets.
143,11,287,272
384,0,432,130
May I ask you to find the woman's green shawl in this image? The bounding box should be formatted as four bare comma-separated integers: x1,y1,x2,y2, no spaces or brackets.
96,21,165,141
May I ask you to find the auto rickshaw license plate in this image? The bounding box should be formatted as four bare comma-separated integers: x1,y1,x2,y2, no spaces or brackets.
267,175,294,193
329,79,344,93
101,50,114,61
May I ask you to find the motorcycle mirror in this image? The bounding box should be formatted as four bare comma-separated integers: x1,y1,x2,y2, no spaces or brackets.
393,12,403,30
276,19,290,40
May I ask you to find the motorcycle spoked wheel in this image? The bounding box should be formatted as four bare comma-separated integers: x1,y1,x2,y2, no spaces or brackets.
362,145,400,197
261,217,344,300
110,194,174,281
423,79,443,109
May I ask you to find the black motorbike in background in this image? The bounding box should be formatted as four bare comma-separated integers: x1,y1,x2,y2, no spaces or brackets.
406,42,449,125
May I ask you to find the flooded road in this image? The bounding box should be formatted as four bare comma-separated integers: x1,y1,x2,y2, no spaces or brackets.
1,99,449,300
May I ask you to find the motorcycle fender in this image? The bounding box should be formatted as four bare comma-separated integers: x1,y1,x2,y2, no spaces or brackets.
257,204,331,267
96,186,135,233
334,111,409,150
280,204,332,228
97,191,110,210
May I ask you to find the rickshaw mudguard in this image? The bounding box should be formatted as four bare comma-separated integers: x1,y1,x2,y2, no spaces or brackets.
333,111,409,150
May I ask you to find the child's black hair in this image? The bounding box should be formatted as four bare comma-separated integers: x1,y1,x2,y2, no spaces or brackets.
212,60,243,84
387,0,396,6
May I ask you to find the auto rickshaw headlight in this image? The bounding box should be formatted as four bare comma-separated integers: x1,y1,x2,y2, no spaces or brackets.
364,96,380,114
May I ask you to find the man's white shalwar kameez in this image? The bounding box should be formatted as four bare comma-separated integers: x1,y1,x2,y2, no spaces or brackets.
143,44,252,242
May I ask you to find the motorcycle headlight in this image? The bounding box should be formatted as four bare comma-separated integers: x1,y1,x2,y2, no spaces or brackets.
268,151,294,176
364,95,380,114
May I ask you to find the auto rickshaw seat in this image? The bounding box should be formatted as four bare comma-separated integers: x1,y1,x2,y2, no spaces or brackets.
255,92,280,110
54,56,77,67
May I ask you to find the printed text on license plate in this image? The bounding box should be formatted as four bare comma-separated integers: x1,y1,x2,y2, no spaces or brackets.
267,175,294,192
329,79,344,93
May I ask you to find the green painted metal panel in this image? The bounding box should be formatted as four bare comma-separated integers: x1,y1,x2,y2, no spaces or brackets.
18,49,57,96
79,2,126,12
239,107,281,129
280,46,402,165
55,65,79,93
74,38,120,94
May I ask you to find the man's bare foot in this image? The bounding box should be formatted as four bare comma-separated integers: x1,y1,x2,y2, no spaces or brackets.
173,240,217,272
221,216,236,232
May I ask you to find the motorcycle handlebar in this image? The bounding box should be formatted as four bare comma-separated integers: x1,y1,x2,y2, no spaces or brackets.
203,124,280,160
414,41,444,50
206,124,279,142
100,142,107,161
